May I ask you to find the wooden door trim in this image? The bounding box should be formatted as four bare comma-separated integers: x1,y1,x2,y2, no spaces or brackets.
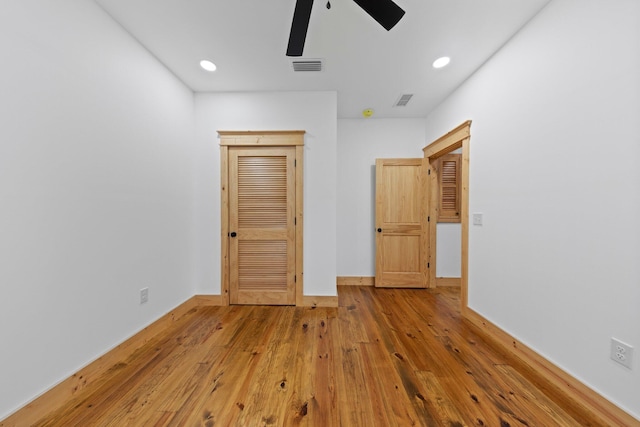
421,157,430,288
219,131,304,306
218,130,305,146
422,121,471,300
422,121,470,158
294,145,304,306
220,145,230,305
460,137,470,308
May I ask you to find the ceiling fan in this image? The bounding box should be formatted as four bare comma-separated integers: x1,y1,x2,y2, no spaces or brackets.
286,0,405,57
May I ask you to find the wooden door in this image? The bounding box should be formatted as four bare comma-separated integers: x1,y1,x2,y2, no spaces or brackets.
375,158,425,288
229,147,296,305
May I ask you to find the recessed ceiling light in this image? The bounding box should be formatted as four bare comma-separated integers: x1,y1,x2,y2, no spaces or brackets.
432,56,450,69
200,60,217,72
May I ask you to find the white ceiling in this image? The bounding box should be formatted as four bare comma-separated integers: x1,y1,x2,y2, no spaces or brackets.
95,0,551,118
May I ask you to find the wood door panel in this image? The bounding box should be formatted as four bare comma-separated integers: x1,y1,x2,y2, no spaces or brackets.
238,229,289,240
237,240,287,291
229,147,296,305
379,224,421,234
234,290,291,305
381,235,421,272
377,273,422,287
375,158,425,288
237,156,288,228
381,164,422,224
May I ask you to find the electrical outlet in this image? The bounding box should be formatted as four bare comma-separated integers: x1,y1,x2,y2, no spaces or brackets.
140,287,149,305
610,338,633,369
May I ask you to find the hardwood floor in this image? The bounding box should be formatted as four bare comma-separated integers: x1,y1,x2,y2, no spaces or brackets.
8,287,604,426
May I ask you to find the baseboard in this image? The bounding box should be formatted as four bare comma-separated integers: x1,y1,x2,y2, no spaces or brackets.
337,276,375,286
0,297,202,426
193,294,226,306
302,295,339,307
463,307,639,426
194,293,338,308
435,277,461,287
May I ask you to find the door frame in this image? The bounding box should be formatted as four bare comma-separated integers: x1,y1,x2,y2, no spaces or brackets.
219,130,305,306
422,121,471,309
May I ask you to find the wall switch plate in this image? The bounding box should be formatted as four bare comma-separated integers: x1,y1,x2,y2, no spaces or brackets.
473,213,483,226
140,287,149,304
611,338,633,369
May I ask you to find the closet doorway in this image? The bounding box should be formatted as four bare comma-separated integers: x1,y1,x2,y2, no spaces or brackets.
423,121,471,308
219,131,304,306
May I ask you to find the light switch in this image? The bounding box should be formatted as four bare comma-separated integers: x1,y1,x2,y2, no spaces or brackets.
473,213,483,226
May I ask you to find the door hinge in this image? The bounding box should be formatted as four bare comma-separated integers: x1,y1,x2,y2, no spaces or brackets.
427,262,430,268
294,159,297,167
294,275,297,283
428,216,430,222
428,169,431,175
294,217,297,226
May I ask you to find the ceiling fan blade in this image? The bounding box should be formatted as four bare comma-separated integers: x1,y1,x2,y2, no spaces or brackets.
352,0,405,31
287,0,314,57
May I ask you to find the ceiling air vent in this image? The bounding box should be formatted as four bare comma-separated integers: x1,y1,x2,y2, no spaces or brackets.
292,60,322,72
395,94,413,107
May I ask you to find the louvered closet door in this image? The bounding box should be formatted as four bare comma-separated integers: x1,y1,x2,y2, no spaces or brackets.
438,154,461,222
229,147,296,305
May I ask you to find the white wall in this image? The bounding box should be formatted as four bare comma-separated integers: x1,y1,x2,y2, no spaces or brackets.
424,0,640,419
436,224,461,277
337,118,462,278
194,92,337,296
0,1,196,419
337,119,426,276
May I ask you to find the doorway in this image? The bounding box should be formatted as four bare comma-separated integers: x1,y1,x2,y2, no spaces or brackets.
423,121,471,308
219,131,304,306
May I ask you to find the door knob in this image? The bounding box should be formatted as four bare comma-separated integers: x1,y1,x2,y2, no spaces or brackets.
230,231,237,238
377,228,382,233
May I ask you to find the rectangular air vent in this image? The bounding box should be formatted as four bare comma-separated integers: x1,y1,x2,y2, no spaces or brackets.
292,60,322,72
395,94,413,107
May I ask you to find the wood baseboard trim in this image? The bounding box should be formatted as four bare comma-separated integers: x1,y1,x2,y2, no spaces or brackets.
435,277,461,287
337,276,375,286
193,294,226,306
302,295,339,307
463,307,638,426
1,297,202,426
196,293,337,308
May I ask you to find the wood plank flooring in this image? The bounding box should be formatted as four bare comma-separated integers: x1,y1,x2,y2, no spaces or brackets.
7,287,605,426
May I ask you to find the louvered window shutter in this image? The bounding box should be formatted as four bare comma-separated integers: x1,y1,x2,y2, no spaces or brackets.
438,154,461,223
